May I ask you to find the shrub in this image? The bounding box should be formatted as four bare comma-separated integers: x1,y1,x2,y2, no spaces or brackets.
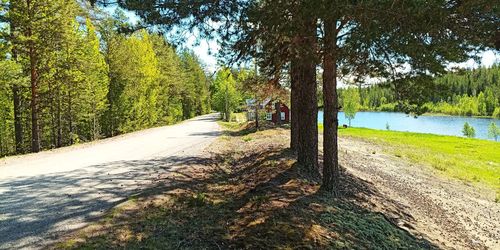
378,103,397,112
493,107,500,118
488,122,500,141
242,136,253,142
462,122,476,138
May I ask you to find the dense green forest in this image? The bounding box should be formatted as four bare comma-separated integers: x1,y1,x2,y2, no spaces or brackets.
340,65,500,118
0,2,210,156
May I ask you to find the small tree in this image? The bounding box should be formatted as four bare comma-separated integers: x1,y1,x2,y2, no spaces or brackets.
488,122,500,141
212,68,240,121
342,88,360,127
462,122,476,138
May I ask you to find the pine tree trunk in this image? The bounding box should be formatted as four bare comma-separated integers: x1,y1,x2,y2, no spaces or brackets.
68,89,73,145
0,130,3,156
57,88,62,147
92,101,98,140
275,101,281,126
49,81,57,148
224,85,230,122
290,62,299,152
12,85,23,153
11,20,23,154
295,19,318,172
28,22,40,153
321,18,340,194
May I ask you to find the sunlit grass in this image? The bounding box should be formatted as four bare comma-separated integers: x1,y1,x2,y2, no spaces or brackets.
336,127,500,192
218,112,248,130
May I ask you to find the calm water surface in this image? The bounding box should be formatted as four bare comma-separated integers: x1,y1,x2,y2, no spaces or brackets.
318,111,500,141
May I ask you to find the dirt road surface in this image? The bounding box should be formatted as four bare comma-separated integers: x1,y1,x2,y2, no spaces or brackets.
0,114,220,249
337,137,499,250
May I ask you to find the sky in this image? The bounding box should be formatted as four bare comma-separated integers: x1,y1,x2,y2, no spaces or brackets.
110,7,498,75
105,6,220,72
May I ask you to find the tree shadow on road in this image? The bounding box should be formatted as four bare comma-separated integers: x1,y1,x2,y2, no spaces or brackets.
0,153,220,249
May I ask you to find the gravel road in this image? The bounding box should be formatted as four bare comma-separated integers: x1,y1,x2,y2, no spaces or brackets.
336,137,500,250
0,114,221,249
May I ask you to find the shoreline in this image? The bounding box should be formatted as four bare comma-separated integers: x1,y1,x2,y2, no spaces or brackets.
325,110,499,119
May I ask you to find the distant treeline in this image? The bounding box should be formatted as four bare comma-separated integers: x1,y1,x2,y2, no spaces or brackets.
0,3,210,157
340,64,500,118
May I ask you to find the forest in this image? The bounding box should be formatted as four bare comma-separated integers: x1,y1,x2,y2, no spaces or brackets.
0,1,210,157
340,64,500,117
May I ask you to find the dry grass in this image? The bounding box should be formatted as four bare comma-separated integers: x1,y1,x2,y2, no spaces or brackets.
55,123,436,249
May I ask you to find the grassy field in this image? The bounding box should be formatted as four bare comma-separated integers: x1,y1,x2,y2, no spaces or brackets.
336,127,500,193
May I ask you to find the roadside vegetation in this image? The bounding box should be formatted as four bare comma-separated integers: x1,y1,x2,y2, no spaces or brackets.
56,122,435,249
337,127,500,193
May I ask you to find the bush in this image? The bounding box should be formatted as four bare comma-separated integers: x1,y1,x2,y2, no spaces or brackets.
462,122,476,138
377,103,397,112
493,107,500,118
488,122,500,141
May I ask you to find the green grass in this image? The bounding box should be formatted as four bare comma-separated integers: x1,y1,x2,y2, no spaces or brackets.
218,113,248,130
230,112,247,123
336,127,500,192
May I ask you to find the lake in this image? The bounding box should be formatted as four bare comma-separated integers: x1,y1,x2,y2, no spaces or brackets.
318,111,500,141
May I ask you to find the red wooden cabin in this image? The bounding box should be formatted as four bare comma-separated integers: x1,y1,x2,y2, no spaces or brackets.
270,103,290,124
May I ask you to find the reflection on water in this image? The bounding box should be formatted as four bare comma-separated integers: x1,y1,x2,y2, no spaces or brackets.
318,111,500,141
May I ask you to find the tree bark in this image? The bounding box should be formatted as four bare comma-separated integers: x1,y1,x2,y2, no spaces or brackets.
295,19,318,172
68,88,73,145
49,80,57,148
57,87,62,147
290,62,299,152
11,18,23,154
225,85,230,122
29,54,40,153
0,130,3,156
27,0,40,153
12,85,23,153
321,18,340,193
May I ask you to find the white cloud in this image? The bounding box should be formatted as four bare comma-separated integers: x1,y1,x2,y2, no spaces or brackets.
449,50,498,69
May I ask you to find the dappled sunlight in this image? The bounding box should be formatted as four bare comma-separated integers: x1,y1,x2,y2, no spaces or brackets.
59,126,438,249
0,152,218,249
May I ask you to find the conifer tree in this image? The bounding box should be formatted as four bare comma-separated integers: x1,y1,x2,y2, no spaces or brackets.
0,60,23,156
79,18,109,140
1,1,213,156
9,0,80,152
150,34,184,124
180,52,210,118
106,30,160,134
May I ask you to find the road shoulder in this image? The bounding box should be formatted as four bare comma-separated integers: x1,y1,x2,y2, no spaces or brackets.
54,124,488,249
